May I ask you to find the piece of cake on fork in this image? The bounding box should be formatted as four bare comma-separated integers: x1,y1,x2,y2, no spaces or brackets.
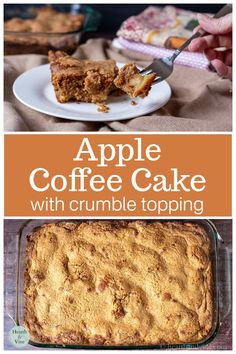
114,63,156,98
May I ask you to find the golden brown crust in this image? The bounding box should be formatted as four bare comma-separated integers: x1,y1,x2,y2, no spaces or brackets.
24,221,213,346
114,63,156,98
48,51,118,104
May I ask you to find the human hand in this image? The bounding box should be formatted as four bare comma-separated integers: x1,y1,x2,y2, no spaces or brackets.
188,13,232,79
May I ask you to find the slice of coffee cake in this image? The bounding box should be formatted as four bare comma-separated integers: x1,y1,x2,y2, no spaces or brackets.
48,51,118,103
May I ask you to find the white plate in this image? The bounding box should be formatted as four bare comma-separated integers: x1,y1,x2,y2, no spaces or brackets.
13,63,171,122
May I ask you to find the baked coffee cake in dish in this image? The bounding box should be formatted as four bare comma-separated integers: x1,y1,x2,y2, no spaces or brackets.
4,7,84,55
24,221,213,346
48,51,118,104
4,7,84,33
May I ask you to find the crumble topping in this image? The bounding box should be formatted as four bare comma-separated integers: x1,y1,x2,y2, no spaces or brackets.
24,221,213,346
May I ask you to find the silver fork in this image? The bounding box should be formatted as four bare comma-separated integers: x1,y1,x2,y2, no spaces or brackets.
140,4,232,84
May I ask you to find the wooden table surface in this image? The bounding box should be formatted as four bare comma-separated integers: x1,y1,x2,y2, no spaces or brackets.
4,219,232,350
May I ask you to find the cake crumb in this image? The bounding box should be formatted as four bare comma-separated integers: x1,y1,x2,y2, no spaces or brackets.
131,100,137,106
97,103,109,113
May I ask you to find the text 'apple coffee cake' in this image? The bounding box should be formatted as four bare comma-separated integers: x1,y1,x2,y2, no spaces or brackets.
48,51,118,104
24,221,213,346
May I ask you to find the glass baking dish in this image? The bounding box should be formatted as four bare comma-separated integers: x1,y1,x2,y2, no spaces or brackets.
6,219,231,349
4,4,101,55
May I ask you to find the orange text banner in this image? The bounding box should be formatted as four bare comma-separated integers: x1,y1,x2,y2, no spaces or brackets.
4,134,231,217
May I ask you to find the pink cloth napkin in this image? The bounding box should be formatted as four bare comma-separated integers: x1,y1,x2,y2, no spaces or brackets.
117,6,200,47
116,37,210,70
